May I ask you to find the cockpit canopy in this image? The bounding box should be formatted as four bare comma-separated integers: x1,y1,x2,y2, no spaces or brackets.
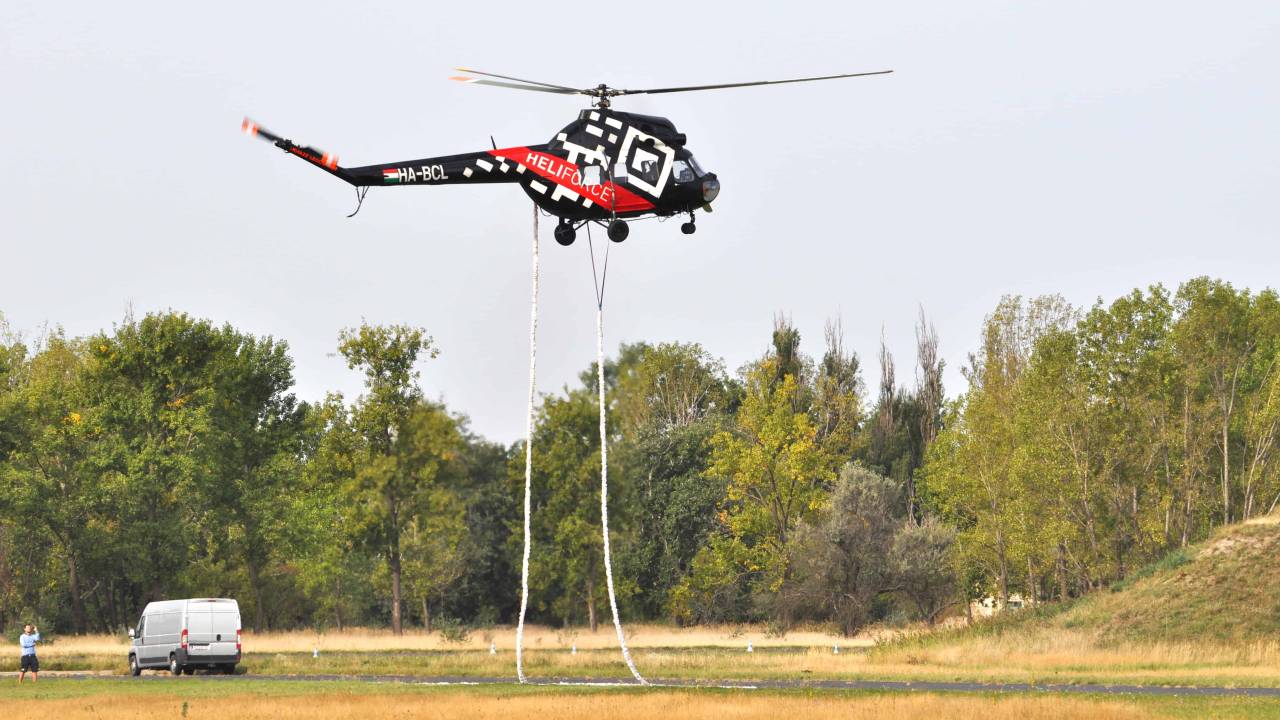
672,155,707,183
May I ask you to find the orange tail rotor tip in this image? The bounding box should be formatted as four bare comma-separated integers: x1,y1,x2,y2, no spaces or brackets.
241,118,259,137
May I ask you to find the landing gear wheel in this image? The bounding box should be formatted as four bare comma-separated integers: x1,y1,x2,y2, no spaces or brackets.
607,219,629,242
681,222,696,235
554,222,576,246
169,654,182,676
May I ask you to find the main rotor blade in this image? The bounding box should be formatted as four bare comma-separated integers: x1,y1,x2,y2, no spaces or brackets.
451,76,578,95
615,70,894,96
454,67,581,92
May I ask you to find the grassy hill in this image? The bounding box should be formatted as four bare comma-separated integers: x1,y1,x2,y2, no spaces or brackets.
861,516,1280,687
1074,515,1280,644
900,515,1280,650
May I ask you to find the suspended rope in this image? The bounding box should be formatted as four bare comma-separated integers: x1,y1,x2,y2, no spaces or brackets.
516,204,539,684
587,225,647,685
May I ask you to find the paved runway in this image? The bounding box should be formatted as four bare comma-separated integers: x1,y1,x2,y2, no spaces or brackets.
46,672,1280,697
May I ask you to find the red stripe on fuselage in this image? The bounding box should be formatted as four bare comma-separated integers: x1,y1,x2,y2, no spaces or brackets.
489,147,655,213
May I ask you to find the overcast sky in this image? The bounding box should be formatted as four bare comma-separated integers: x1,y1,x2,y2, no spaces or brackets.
3,2,1278,443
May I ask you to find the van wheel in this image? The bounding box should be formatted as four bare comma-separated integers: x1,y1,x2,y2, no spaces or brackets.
169,654,182,676
129,654,141,677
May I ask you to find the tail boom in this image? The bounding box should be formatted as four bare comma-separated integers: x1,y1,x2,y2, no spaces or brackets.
242,117,528,188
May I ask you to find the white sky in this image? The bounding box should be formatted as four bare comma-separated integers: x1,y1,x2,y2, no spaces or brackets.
2,2,1278,442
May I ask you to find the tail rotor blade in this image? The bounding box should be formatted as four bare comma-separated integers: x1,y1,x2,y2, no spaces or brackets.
242,117,284,144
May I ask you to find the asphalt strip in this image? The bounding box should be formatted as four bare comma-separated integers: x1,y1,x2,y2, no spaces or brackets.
39,673,1280,697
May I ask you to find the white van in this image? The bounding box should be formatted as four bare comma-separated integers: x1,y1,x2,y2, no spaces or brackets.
128,598,242,675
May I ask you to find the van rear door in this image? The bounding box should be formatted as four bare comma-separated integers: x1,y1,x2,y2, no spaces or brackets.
185,600,240,660
184,602,212,661
208,609,240,658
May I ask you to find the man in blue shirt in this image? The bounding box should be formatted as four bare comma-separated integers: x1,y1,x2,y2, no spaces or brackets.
19,624,39,683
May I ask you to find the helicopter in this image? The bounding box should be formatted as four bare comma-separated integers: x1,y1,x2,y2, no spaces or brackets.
243,68,891,246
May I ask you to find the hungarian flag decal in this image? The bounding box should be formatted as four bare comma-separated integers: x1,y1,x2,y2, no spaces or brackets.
383,168,401,182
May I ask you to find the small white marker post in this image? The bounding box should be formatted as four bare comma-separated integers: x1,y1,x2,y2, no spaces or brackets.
490,642,497,655
313,648,319,658
746,641,753,653
571,643,577,655
833,645,840,655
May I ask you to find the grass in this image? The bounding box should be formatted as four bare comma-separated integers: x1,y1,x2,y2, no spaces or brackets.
25,623,870,656
5,679,1280,720
862,517,1280,688
10,639,1280,688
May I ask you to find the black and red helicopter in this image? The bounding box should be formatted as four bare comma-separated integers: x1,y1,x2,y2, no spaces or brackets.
243,68,891,245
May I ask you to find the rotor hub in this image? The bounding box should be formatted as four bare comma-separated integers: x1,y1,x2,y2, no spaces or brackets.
591,84,617,108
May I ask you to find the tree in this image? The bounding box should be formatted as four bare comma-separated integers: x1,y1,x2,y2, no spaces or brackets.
1240,290,1280,519
715,366,830,575
1175,278,1255,525
86,313,239,613
200,333,304,631
437,437,519,624
520,383,615,631
401,487,466,631
615,342,733,616
1,332,104,632
289,394,371,631
858,310,945,523
891,516,957,624
923,296,1074,607
812,319,862,459
337,323,456,635
676,358,832,622
784,464,898,636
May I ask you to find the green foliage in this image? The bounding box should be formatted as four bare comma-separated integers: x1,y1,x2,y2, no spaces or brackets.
433,615,470,644
3,275,1276,635
782,464,901,636
891,516,959,624
712,365,831,572
668,535,755,624
330,323,460,634
923,281,1280,607
515,380,616,630
615,342,733,617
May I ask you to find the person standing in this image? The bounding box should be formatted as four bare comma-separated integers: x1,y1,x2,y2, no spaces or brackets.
18,624,40,683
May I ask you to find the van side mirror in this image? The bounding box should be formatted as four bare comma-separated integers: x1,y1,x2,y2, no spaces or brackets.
128,627,135,638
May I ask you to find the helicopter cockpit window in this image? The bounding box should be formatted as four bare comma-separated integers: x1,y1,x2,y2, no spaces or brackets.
636,159,660,185
687,155,706,177
581,165,603,187
672,160,695,183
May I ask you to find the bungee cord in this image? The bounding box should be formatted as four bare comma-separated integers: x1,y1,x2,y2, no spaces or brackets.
515,204,539,683
515,216,644,685
587,224,646,685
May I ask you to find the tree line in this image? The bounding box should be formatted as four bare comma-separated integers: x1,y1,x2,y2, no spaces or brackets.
1,276,1276,636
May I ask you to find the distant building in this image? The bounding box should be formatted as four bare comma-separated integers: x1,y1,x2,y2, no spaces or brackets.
969,593,1032,618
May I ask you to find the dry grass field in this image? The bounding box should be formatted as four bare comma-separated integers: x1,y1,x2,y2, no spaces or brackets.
0,692,1158,720
11,679,1272,720
35,623,874,656
19,623,1280,687
5,680,1280,720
